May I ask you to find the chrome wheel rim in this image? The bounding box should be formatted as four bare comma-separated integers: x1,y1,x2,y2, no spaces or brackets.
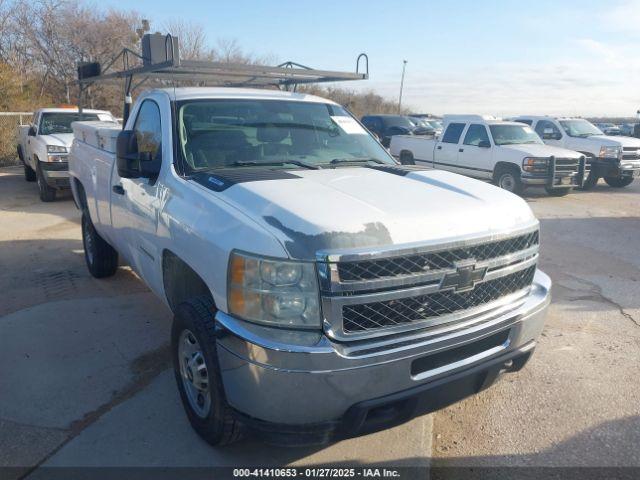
178,329,211,418
82,218,94,266
499,174,516,191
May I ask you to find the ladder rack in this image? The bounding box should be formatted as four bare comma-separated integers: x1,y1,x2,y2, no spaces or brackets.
77,33,369,122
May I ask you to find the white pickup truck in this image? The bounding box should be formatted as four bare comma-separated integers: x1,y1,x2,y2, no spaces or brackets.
390,115,587,196
512,116,640,188
69,87,550,446
17,107,115,201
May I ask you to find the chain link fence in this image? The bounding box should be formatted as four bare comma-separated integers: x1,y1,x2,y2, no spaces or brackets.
0,112,33,167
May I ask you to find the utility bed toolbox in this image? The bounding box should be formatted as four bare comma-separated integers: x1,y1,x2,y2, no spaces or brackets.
72,121,121,153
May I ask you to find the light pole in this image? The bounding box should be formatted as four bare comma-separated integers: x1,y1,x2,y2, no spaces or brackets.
398,60,408,113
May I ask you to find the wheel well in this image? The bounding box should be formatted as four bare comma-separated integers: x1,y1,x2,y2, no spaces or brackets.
493,161,520,180
73,178,88,212
162,250,214,313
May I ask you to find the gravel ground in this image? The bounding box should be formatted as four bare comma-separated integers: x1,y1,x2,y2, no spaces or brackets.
432,180,640,468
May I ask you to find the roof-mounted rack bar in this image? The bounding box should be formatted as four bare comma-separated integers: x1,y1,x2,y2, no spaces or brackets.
77,33,368,123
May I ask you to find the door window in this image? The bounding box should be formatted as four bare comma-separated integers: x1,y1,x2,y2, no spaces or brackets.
535,120,561,140
463,124,490,146
441,123,466,144
133,100,162,160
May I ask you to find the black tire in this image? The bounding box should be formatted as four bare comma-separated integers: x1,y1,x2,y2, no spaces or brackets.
494,165,523,194
24,164,36,182
544,186,572,197
81,212,118,278
172,296,244,446
579,169,599,190
36,163,57,202
399,151,415,165
603,175,634,188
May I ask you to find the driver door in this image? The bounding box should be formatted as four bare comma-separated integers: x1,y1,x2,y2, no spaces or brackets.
534,120,564,148
110,99,165,295
458,124,493,179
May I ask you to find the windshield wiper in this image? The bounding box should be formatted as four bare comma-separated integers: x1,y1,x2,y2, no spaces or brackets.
328,157,385,166
228,160,320,170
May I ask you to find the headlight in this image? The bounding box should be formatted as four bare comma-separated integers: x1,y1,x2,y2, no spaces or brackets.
227,251,321,329
599,146,621,159
522,157,548,173
47,145,68,153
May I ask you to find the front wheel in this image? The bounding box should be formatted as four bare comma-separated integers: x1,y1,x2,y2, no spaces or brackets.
81,212,118,278
172,296,244,446
544,186,572,197
36,164,56,202
494,167,523,194
604,175,634,188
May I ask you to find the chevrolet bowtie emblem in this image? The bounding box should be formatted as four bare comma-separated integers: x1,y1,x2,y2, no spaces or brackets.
440,262,487,293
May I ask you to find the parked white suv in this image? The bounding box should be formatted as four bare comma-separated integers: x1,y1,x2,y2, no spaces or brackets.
390,115,586,196
69,88,550,446
17,107,115,201
512,116,640,188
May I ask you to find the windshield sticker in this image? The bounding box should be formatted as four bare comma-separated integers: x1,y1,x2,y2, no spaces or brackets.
330,116,368,135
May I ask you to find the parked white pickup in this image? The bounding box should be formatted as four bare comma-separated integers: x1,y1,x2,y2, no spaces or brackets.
69,90,550,446
17,107,115,201
389,115,586,196
512,116,640,189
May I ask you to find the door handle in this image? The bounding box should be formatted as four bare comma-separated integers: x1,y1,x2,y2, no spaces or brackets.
112,185,125,195
436,145,442,150
459,148,464,152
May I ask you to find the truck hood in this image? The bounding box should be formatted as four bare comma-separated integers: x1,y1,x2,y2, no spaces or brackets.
499,143,581,158
210,167,537,260
38,133,74,148
575,135,640,148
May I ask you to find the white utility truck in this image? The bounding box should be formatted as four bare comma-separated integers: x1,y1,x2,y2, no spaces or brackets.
512,116,640,188
17,107,115,201
68,35,550,446
390,115,587,196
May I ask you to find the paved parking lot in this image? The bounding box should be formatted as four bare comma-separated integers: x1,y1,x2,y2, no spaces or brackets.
1,165,639,477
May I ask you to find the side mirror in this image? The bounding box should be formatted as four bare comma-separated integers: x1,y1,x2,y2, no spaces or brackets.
116,130,162,179
542,128,558,140
478,140,491,148
28,126,37,137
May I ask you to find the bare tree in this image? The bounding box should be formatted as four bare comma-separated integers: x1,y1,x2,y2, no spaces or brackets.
164,19,213,60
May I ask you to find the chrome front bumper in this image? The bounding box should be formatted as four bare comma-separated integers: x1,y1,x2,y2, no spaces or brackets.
215,269,551,429
40,162,70,187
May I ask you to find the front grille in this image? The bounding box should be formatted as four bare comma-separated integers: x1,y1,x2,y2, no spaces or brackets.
342,265,536,333
622,147,640,160
554,158,580,173
337,231,538,282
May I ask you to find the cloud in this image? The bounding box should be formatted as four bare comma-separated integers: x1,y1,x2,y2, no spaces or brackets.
352,36,640,117
603,0,640,34
356,55,640,116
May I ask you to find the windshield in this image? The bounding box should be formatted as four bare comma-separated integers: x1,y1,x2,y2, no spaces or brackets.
39,112,100,135
426,120,442,129
559,120,603,138
489,124,543,146
177,99,395,171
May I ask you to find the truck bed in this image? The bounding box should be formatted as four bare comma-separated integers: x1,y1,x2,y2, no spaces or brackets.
69,121,121,244
389,135,437,165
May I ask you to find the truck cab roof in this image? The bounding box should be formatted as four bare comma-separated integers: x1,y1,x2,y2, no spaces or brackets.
37,107,111,115
150,87,339,104
442,115,525,127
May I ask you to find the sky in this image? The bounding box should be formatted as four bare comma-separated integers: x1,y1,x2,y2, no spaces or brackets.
99,0,640,117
